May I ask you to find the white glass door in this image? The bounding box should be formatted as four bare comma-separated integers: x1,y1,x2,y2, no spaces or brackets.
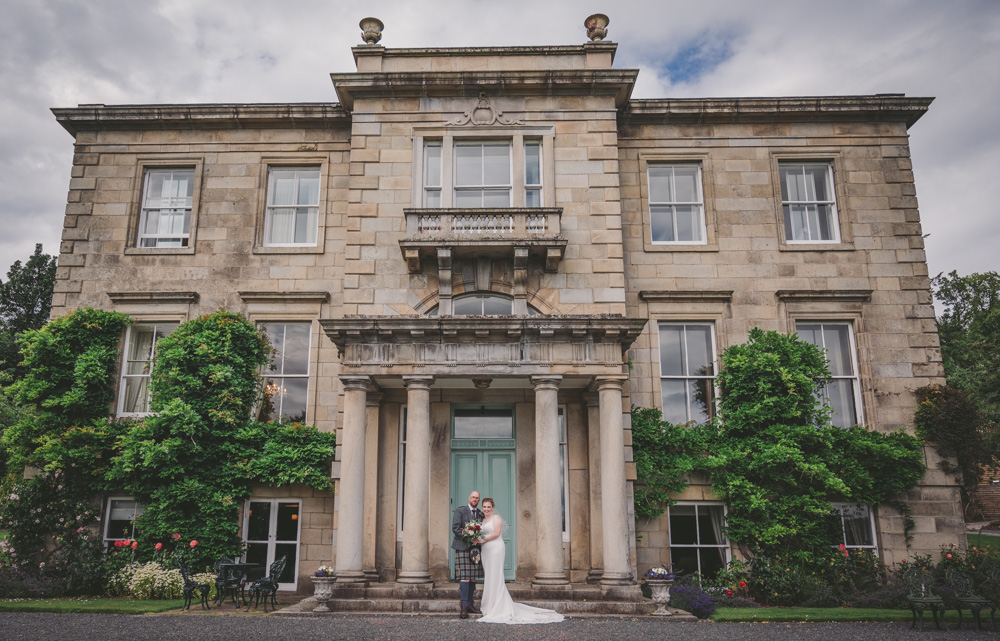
244,499,301,590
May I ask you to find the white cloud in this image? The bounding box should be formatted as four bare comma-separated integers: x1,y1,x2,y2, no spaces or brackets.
1,0,998,282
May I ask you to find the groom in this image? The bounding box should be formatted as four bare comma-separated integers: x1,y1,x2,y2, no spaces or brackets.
451,490,483,619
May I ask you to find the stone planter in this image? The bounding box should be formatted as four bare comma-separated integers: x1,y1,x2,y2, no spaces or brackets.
584,14,609,41
311,576,336,612
359,17,384,45
645,579,673,616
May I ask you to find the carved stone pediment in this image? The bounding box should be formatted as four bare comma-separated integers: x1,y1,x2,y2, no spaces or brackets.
447,92,523,126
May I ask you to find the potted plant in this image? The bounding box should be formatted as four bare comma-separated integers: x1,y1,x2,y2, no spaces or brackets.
311,565,336,612
644,567,674,616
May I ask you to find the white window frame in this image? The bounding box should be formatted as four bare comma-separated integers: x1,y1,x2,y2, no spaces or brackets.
258,322,312,423
138,168,195,248
263,166,321,247
103,497,145,546
667,502,730,577
647,163,707,244
656,322,718,425
830,503,878,552
414,128,554,209
779,162,841,244
116,322,178,417
795,321,863,428
242,498,302,591
524,139,543,207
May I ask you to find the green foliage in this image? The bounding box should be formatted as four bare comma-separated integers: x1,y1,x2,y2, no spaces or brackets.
933,270,1000,426
0,244,58,378
632,328,925,566
630,406,709,519
2,307,130,482
236,421,336,491
914,384,993,517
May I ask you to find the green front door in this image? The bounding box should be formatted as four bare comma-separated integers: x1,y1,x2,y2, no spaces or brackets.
450,405,516,581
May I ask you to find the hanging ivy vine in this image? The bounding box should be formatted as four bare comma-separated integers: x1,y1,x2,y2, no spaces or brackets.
631,328,925,559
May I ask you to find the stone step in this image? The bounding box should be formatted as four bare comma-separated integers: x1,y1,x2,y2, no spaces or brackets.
279,596,697,620
328,582,641,603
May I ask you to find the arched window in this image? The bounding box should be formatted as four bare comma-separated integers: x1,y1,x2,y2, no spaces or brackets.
428,293,539,316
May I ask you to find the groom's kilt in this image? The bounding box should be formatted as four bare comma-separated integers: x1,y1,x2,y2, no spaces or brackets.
454,548,483,581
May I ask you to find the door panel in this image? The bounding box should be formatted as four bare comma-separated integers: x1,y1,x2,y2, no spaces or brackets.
243,499,301,590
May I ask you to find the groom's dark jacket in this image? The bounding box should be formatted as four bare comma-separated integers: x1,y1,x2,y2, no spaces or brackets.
451,504,483,551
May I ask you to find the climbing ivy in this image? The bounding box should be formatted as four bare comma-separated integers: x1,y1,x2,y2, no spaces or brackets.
632,328,925,560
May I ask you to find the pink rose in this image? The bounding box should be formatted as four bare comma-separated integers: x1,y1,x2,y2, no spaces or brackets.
155,542,163,551
189,540,198,548
172,533,182,540
131,541,138,549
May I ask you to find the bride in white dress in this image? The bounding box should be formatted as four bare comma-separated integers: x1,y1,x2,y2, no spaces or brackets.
475,498,564,625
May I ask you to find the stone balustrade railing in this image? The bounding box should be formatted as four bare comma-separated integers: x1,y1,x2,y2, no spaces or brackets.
404,208,561,239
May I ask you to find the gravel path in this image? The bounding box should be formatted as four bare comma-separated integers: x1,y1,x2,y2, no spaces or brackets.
1,613,996,641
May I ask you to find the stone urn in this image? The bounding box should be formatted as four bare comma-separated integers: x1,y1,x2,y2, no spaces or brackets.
311,576,336,612
359,17,384,45
645,579,673,616
584,14,610,41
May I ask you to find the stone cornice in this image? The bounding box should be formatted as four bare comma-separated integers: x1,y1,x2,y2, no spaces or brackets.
621,95,933,128
640,290,734,303
329,70,638,111
52,103,348,135
107,291,199,304
776,290,873,302
353,43,617,62
238,291,330,304
321,315,648,377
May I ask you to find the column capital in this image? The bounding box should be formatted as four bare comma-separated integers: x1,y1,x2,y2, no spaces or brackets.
530,374,563,390
366,392,384,407
340,375,373,392
595,375,628,392
402,375,435,390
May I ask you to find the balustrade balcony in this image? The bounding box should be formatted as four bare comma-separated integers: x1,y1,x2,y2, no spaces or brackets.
399,208,566,273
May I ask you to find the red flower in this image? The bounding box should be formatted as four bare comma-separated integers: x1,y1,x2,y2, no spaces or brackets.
155,542,163,551
726,590,734,595
114,540,123,548
189,540,198,548
947,553,953,559
131,541,138,549
844,551,849,557
838,544,846,552
739,581,746,588
172,533,181,540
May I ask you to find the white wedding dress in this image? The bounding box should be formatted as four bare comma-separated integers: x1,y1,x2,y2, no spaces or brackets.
476,515,564,625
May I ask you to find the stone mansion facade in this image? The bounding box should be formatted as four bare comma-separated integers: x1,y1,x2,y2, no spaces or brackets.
50,24,962,592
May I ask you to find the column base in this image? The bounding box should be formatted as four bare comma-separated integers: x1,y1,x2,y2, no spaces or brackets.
531,572,570,587
396,570,433,584
599,571,634,586
335,571,368,584
587,569,604,584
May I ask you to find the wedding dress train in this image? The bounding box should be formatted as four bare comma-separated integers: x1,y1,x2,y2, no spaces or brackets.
476,516,564,625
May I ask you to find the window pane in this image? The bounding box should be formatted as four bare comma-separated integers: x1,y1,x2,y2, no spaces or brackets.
482,144,510,184
697,506,725,545
274,543,297,583
803,165,830,201
700,547,727,579
823,325,853,376
525,142,541,185
121,378,151,413
690,379,713,424
660,380,689,424
826,380,857,428
247,502,271,542
675,205,702,242
269,170,298,206
275,502,299,542
263,325,284,374
297,173,320,206
453,296,483,315
245,543,268,579
685,325,714,376
525,189,541,208
278,378,308,423
482,189,510,207
670,547,699,577
425,144,442,187
648,166,673,202
481,296,512,315
669,505,697,545
454,190,482,207
455,145,482,186
659,325,684,376
454,407,513,438
841,505,874,547
650,206,675,242
280,324,310,376
425,190,441,207
673,166,699,202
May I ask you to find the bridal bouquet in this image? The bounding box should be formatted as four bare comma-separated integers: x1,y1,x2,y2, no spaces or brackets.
460,519,484,564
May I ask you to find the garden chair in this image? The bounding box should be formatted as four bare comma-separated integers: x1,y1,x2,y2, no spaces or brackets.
179,562,211,611
903,566,946,630
245,555,287,612
946,568,995,630
214,556,244,607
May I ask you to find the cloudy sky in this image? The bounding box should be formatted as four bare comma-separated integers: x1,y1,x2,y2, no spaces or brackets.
1,0,997,287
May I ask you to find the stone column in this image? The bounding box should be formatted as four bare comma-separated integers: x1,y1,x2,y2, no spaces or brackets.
336,375,371,583
584,391,604,584
597,376,632,585
531,375,568,586
397,375,435,584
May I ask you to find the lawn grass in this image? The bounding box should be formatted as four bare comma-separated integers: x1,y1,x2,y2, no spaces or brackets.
967,531,1000,551
712,607,967,623
0,598,185,614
